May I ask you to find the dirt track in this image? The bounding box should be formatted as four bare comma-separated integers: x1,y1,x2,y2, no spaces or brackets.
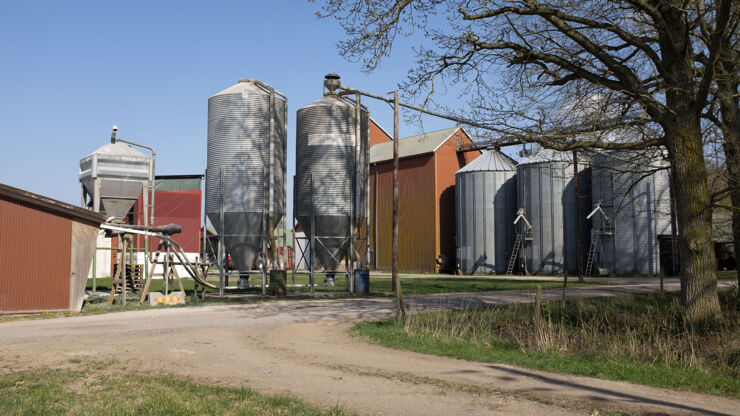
1,282,738,415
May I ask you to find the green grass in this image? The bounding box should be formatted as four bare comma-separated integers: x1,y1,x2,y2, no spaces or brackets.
0,364,349,416
369,277,598,295
353,288,740,398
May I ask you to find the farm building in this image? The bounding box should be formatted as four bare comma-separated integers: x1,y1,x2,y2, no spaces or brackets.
370,127,481,272
369,118,393,147
0,183,104,313
132,174,203,253
129,174,203,276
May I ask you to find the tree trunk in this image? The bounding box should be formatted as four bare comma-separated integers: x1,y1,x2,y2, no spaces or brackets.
726,140,740,290
666,114,722,325
658,6,723,326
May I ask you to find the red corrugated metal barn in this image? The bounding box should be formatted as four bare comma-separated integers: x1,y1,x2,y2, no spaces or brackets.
370,127,481,273
133,175,203,254
0,183,104,313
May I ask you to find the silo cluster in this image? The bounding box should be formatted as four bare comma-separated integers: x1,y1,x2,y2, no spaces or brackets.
454,145,672,276
455,150,517,274
205,79,287,273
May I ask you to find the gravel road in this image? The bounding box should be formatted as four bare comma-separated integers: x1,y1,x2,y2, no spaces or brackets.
1,281,737,415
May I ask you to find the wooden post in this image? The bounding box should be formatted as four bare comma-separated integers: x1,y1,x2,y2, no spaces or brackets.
392,91,405,319
574,150,584,282
561,271,568,307
139,248,161,303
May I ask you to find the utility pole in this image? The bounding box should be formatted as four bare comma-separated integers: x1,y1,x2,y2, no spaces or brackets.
392,90,405,319
574,150,584,282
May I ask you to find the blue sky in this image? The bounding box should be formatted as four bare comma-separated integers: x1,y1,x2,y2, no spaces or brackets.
0,1,464,216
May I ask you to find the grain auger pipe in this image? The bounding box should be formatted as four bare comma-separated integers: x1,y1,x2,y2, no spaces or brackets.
100,223,232,291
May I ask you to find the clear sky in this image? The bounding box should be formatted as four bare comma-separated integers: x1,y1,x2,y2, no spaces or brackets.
0,0,464,217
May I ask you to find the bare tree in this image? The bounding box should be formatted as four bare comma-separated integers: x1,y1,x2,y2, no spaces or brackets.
701,2,739,289
313,0,735,325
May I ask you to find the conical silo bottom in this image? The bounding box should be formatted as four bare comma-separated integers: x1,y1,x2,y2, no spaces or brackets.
101,198,139,221
297,215,350,271
208,211,264,273
224,236,261,271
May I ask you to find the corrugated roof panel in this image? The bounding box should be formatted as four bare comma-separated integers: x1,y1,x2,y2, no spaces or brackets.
370,127,459,163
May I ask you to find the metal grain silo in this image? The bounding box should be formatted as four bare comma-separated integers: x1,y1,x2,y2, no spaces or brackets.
517,148,590,274
294,81,369,272
206,79,287,272
455,150,517,274
79,141,152,221
590,151,671,275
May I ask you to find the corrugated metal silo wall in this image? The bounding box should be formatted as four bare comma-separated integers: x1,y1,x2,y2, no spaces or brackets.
518,161,588,274
456,169,517,274
435,134,481,272
591,155,671,275
0,199,71,312
294,99,367,219
274,95,288,220
206,88,285,221
370,155,437,272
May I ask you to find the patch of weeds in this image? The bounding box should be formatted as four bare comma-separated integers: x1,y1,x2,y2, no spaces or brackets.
353,288,740,398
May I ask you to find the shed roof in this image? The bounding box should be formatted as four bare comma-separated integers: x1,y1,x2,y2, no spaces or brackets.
155,174,203,191
0,183,105,226
456,150,517,173
370,127,462,164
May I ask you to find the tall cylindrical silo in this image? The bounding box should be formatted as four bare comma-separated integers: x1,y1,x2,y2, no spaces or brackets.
455,150,517,274
517,149,590,274
294,87,369,271
591,151,671,275
206,79,287,272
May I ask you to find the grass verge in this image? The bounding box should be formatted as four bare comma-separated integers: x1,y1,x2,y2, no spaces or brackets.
0,364,349,416
353,288,740,398
369,277,599,295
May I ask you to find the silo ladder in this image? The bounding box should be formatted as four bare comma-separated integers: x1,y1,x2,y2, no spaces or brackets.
585,229,601,276
506,233,523,275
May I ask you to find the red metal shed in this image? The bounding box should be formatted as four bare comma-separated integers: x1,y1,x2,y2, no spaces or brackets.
0,183,104,313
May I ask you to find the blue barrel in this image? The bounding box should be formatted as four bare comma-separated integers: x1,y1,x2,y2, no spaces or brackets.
353,269,370,294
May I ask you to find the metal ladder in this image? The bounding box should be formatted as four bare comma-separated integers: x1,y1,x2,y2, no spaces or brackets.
585,229,600,276
506,233,523,275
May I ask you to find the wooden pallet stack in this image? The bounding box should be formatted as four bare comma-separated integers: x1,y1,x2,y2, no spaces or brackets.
112,264,143,294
